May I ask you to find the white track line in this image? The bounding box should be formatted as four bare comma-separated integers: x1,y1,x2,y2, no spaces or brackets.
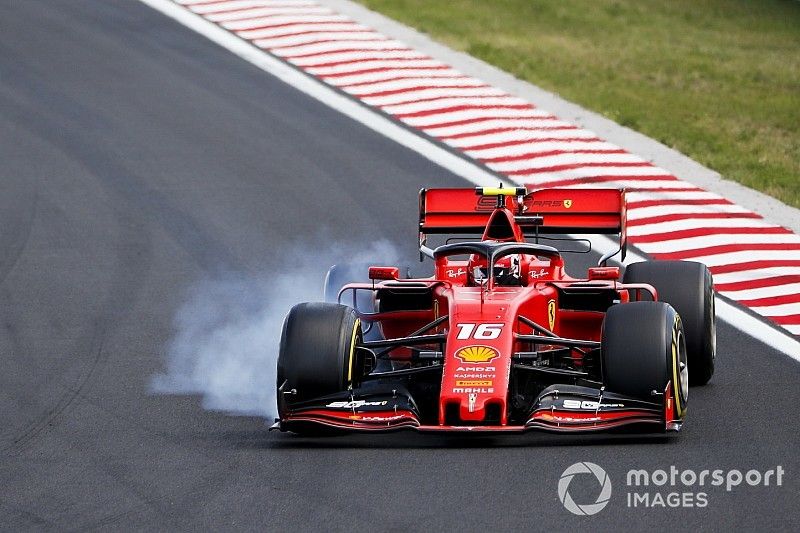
206,7,334,22
254,32,386,47
626,190,723,202
637,233,800,255
367,91,515,108
189,2,320,14
243,24,372,40
221,14,350,31
428,121,574,139
627,203,750,221
721,283,800,301
716,273,800,286
466,141,619,160
628,217,776,237
137,0,800,361
271,40,407,56
445,130,601,147
331,69,468,86
488,153,649,173
306,59,448,75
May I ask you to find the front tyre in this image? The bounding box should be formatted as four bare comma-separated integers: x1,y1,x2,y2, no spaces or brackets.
602,301,688,421
277,303,362,413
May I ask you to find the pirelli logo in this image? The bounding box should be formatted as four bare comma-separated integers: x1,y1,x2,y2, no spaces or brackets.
455,380,493,387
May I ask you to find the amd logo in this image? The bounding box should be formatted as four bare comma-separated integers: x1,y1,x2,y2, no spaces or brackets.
455,366,496,372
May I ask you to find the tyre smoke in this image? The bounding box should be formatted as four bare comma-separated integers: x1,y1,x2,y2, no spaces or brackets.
150,240,402,419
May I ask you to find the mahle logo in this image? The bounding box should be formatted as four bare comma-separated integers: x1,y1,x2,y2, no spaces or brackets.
558,462,612,516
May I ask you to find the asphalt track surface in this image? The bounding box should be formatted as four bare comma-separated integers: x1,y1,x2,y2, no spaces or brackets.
0,1,798,531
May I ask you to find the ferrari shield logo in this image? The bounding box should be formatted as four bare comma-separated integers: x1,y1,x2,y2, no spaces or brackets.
547,299,557,331
456,345,500,364
563,199,573,209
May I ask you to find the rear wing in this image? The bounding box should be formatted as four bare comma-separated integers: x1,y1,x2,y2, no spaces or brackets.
418,187,627,259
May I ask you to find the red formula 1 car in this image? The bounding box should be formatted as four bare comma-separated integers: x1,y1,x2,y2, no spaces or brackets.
274,187,715,434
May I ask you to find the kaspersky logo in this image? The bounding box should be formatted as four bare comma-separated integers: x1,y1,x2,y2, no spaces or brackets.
455,345,499,364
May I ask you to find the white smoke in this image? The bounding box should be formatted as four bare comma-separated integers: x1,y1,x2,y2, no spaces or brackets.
150,239,403,419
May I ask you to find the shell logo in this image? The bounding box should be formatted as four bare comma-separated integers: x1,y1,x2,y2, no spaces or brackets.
456,345,500,364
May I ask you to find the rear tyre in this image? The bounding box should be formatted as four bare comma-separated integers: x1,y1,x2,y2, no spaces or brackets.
277,303,362,411
602,301,688,421
623,261,715,385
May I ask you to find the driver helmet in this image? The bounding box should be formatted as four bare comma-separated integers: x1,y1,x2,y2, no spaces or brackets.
467,254,522,286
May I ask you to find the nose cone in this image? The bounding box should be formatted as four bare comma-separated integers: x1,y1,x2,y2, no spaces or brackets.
439,297,514,426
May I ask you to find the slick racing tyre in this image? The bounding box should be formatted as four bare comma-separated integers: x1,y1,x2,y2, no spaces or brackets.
602,301,688,421
277,303,363,409
623,261,715,385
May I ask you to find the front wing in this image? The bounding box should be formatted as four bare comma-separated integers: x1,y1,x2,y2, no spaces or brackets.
273,384,681,434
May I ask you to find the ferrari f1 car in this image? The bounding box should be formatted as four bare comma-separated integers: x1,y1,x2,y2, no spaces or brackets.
275,187,715,434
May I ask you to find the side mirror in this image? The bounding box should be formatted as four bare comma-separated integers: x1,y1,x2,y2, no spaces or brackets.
587,266,620,281
368,266,400,281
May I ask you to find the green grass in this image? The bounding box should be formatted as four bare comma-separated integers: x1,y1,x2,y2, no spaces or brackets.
356,0,800,208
